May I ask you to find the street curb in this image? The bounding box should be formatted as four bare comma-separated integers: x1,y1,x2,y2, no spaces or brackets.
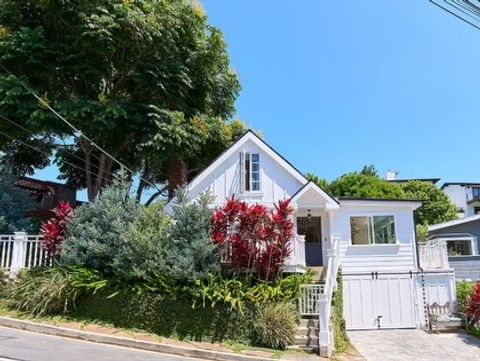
0,317,277,361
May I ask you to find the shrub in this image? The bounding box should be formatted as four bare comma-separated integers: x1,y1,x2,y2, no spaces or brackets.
252,302,298,350
166,188,220,282
211,197,294,281
7,266,107,317
333,272,349,353
112,203,170,282
466,283,480,330
41,201,73,257
457,281,476,313
60,178,142,276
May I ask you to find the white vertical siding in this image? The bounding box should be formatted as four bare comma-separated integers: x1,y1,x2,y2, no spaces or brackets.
188,139,304,208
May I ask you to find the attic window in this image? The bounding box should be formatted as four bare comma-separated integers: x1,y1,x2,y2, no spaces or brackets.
240,152,260,192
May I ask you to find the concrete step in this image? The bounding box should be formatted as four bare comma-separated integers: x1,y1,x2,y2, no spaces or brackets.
294,335,319,347
287,345,319,353
296,326,319,337
299,318,319,328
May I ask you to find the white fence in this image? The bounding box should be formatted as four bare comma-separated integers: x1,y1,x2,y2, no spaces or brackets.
419,240,450,270
0,232,49,274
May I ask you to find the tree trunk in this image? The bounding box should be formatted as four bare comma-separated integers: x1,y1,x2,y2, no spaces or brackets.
167,158,187,200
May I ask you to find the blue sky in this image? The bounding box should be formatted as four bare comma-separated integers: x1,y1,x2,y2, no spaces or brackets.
37,1,480,199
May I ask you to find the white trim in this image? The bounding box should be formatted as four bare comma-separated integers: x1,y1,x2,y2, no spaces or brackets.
290,181,339,209
187,131,307,193
349,214,399,246
429,214,480,232
429,235,478,256
340,199,422,209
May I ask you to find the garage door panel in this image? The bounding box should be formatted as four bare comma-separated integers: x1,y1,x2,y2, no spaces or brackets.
344,274,416,330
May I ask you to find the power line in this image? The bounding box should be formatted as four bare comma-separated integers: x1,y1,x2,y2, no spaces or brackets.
0,63,162,193
0,119,166,201
0,129,114,188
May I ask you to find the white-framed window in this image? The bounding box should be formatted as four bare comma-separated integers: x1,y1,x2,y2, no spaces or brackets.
446,239,476,256
240,152,261,192
350,215,396,245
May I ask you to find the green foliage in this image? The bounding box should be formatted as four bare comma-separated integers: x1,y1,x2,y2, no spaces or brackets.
306,172,331,192
112,202,170,282
252,302,298,350
329,172,405,199
401,181,457,225
457,281,476,313
189,273,312,313
0,166,34,233
166,188,219,282
0,0,242,200
60,178,143,276
416,224,429,242
6,266,106,317
333,272,349,353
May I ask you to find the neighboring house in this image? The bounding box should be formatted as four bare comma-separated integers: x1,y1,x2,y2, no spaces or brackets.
15,177,78,220
429,215,480,280
385,170,440,185
441,182,480,218
173,130,455,353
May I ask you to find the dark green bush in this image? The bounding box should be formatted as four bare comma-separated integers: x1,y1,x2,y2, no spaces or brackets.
252,302,298,350
333,272,349,353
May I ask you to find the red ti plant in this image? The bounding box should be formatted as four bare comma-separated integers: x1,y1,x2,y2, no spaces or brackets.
41,201,73,257
466,282,480,329
211,197,294,281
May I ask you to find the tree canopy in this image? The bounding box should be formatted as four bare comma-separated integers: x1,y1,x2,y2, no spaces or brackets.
307,167,457,226
0,0,243,202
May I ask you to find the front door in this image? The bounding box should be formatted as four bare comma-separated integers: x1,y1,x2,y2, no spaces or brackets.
297,216,322,266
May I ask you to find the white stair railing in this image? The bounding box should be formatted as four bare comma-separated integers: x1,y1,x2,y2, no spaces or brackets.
318,234,340,357
0,232,49,275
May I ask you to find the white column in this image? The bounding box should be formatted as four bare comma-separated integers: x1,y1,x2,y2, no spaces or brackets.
10,232,27,275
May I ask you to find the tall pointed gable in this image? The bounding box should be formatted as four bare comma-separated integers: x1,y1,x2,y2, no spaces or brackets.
184,130,309,206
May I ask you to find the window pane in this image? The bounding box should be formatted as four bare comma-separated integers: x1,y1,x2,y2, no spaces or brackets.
447,240,472,256
351,217,371,245
251,153,259,162
372,216,396,244
252,181,260,191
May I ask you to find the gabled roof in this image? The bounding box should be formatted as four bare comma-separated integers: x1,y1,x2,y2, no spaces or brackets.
429,214,480,232
290,181,339,209
187,129,307,191
441,182,480,190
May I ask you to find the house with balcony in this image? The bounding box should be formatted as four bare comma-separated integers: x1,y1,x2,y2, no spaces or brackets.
171,130,456,356
441,182,480,218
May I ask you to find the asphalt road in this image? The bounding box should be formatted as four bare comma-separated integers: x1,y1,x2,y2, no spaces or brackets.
0,326,204,361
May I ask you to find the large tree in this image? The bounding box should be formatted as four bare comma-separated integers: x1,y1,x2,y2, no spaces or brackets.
0,0,242,202
308,167,457,226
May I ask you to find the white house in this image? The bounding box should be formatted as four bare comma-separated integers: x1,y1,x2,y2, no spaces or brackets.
176,130,456,355
442,182,480,218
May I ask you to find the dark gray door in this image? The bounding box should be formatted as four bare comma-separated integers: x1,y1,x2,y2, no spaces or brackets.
297,216,323,266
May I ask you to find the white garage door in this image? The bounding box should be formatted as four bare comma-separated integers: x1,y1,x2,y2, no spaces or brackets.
343,274,417,330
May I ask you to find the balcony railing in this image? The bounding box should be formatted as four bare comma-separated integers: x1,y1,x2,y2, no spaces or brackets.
418,240,450,270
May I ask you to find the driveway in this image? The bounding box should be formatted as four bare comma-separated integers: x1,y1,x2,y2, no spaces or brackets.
348,329,480,361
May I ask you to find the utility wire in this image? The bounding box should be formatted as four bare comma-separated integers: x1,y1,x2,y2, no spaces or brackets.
0,119,166,201
0,63,163,193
